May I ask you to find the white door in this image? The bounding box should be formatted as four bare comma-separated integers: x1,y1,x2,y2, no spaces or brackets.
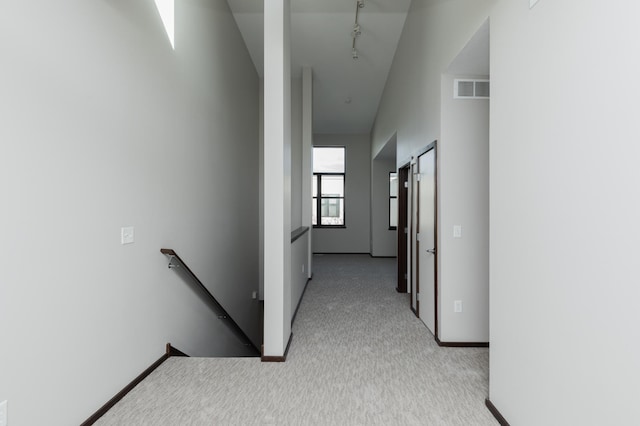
417,148,436,334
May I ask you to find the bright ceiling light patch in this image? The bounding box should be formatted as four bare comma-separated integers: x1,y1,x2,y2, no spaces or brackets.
154,0,175,49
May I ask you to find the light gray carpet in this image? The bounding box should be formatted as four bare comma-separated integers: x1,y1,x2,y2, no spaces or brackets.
96,254,497,425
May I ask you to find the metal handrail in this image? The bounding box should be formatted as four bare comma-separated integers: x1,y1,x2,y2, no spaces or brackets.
160,248,260,355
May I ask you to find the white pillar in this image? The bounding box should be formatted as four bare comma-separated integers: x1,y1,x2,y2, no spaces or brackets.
263,0,292,358
258,79,264,300
302,67,313,278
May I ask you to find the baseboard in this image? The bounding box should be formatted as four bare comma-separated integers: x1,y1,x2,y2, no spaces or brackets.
81,343,188,425
410,307,418,317
261,333,293,362
291,278,312,326
369,254,397,259
435,337,489,348
166,342,189,357
485,399,510,426
313,252,370,255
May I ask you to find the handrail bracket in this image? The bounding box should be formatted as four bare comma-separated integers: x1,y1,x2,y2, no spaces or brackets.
167,255,180,269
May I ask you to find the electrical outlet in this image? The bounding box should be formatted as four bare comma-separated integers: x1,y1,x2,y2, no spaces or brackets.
252,291,257,300
301,264,305,274
121,226,134,245
0,400,7,426
454,300,463,313
453,225,462,238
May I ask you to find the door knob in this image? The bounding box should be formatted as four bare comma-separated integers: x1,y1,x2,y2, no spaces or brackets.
426,248,436,254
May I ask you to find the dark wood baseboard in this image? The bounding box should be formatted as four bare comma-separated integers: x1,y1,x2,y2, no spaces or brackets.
313,252,371,255
435,337,489,348
261,333,293,362
369,254,397,259
485,399,510,426
81,343,188,425
166,342,188,357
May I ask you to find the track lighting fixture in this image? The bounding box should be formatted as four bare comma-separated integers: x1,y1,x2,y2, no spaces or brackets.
351,0,364,60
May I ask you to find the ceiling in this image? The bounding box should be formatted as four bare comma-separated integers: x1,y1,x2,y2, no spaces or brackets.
227,0,412,134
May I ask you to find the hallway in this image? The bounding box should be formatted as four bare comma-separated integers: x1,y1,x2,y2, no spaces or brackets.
96,255,496,425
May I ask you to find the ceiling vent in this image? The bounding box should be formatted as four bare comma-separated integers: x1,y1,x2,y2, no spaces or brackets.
454,79,490,99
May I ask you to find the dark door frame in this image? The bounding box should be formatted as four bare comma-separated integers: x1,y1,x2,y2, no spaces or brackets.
396,164,410,293
410,160,419,317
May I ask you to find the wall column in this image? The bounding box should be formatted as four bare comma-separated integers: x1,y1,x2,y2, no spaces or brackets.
302,67,313,278
263,0,292,358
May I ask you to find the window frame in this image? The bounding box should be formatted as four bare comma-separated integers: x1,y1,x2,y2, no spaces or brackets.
312,147,346,228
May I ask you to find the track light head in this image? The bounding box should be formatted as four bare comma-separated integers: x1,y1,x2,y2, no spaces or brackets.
352,48,359,60
358,0,365,8
352,24,361,38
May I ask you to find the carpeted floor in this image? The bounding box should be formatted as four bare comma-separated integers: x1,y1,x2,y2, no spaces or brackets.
96,254,497,425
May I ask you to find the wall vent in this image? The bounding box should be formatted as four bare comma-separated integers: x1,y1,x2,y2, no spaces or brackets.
454,79,490,99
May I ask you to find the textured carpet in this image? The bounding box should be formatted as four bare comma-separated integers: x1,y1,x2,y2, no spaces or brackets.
96,254,497,425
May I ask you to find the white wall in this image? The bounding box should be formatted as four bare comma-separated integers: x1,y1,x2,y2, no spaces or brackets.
372,0,494,163
260,75,303,301
371,157,397,257
301,68,314,279
290,232,309,318
312,133,371,253
439,74,489,342
291,77,303,229
259,79,265,300
0,1,260,425
289,76,310,319
490,1,640,424
372,0,493,343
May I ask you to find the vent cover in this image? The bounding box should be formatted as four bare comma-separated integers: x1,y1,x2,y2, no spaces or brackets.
454,79,490,99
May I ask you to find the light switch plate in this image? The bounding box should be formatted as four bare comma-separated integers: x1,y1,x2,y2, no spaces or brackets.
121,226,134,245
453,225,462,239
454,300,463,313
0,400,7,426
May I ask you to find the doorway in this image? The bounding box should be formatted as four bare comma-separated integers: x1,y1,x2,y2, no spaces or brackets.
396,165,409,293
407,143,438,333
408,142,437,327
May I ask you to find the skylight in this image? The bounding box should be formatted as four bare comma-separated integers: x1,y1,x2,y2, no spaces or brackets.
154,0,175,49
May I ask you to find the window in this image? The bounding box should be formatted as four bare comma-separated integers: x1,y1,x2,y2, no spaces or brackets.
389,172,398,229
153,0,175,49
312,147,345,227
